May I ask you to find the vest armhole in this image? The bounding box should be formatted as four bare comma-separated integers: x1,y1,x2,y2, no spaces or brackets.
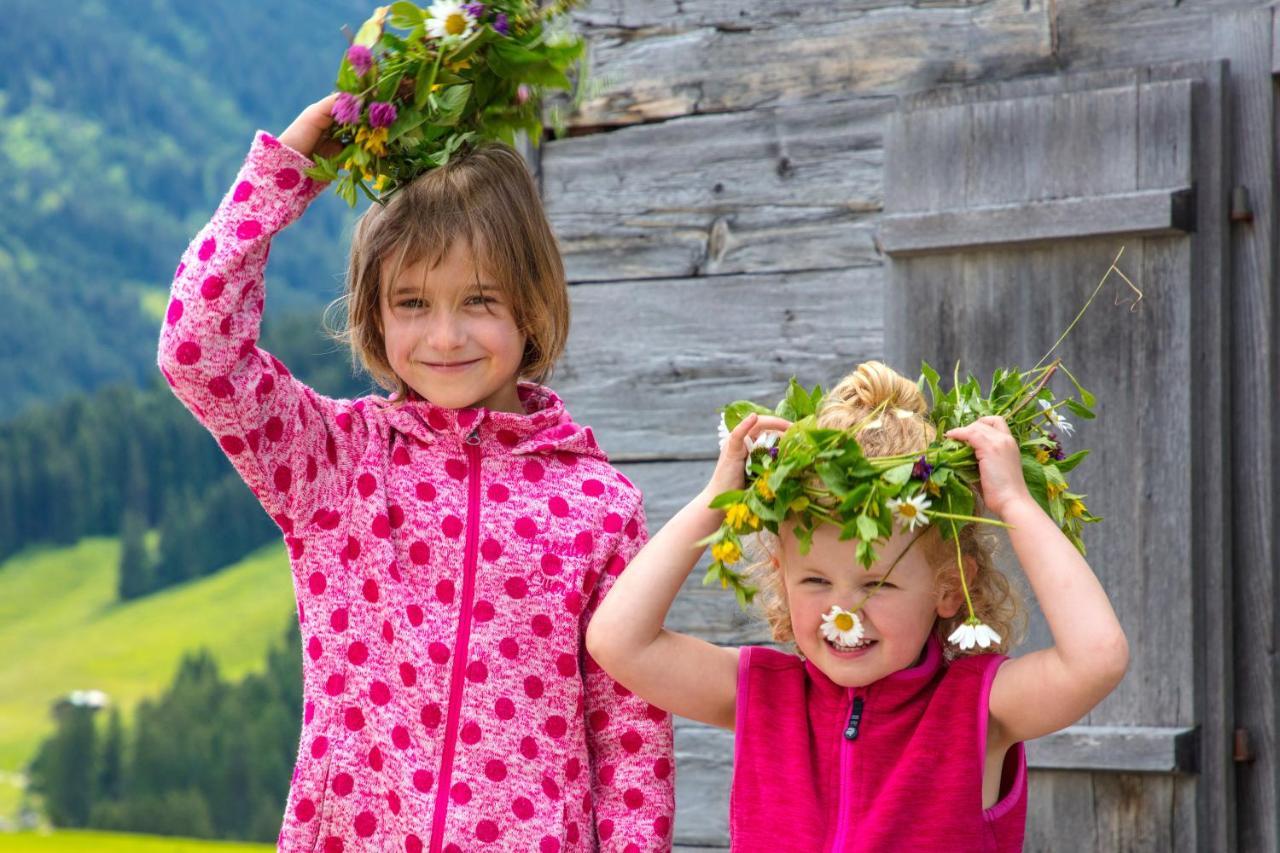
979,656,1028,822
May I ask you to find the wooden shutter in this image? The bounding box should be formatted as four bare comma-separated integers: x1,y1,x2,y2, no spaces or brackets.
880,64,1231,851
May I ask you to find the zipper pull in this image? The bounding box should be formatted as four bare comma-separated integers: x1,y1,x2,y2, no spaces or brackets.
844,696,864,741
465,425,481,446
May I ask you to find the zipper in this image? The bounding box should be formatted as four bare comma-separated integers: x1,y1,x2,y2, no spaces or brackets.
429,428,483,853
830,690,864,852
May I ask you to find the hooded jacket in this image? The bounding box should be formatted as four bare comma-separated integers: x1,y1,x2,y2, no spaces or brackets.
158,131,675,852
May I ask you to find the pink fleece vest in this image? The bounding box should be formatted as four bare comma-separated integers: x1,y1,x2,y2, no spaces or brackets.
731,635,1027,852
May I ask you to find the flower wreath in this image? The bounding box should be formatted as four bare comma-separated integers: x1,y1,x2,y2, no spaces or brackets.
699,359,1102,649
306,1,586,206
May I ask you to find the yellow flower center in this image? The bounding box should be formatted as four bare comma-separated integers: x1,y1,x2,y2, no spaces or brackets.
445,12,467,35
834,613,854,632
899,503,919,518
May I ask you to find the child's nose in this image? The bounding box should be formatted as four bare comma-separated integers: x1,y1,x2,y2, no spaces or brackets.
423,311,467,350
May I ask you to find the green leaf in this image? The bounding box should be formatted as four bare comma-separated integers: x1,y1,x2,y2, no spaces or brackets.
337,59,361,92
1056,449,1089,473
881,462,914,487
856,514,878,544
354,9,389,46
1020,455,1051,515
433,84,472,126
1064,398,1096,420
722,400,772,432
707,490,745,510
388,2,423,29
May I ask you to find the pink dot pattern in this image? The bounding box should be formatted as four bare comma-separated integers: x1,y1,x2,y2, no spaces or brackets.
158,132,674,851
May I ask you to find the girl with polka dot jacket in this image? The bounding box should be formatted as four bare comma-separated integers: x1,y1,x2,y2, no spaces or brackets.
157,96,675,853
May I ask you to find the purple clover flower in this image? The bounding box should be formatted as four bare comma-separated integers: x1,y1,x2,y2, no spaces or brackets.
911,455,933,481
493,12,510,35
346,44,373,77
331,92,363,125
465,3,486,18
368,101,398,129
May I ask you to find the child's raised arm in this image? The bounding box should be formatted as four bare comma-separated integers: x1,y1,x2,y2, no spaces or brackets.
158,95,365,534
946,416,1129,747
586,414,790,730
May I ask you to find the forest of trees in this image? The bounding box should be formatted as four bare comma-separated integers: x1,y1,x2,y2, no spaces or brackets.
0,0,366,414
28,621,303,841
0,313,372,596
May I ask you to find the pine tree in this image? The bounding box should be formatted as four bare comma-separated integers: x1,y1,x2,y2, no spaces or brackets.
118,509,153,600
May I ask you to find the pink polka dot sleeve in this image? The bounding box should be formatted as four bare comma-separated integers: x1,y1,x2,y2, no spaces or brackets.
157,131,368,532
580,500,676,851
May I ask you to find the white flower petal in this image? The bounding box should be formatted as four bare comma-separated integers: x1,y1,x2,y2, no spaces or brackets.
717,414,731,451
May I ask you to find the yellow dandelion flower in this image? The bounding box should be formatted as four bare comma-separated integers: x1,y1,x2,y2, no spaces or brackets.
1035,448,1050,464
1069,499,1086,517
755,478,775,500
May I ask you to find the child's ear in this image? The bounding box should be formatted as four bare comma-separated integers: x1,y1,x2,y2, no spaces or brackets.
936,555,975,618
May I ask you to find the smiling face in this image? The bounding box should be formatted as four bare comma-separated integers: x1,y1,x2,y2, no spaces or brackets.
780,524,963,687
379,239,526,413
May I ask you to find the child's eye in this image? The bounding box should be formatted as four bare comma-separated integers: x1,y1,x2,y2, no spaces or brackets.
802,576,830,586
466,295,497,307
398,298,425,309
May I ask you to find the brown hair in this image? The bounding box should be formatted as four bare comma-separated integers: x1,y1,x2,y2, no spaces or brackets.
332,142,569,396
745,361,1026,656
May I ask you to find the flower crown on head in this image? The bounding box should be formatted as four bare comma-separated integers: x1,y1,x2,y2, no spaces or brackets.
698,359,1101,649
306,1,587,207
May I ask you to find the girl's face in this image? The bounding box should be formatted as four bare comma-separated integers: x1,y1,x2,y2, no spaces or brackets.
780,524,962,687
380,240,526,413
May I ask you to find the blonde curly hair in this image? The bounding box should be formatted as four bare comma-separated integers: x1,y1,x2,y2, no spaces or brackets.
744,361,1026,657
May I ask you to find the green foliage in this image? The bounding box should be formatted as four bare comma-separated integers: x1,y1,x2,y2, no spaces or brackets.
701,360,1101,605
311,0,588,205
30,622,302,841
0,0,366,414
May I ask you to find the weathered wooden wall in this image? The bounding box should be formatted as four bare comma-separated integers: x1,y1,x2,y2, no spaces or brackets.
539,1,1278,849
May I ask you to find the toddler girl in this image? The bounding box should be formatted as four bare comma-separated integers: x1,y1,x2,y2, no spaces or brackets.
587,360,1128,851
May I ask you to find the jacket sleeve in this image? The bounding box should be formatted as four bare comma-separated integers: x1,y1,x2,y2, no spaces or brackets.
157,131,370,538
580,496,676,851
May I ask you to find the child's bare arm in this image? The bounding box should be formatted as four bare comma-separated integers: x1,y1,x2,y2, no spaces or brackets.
586,414,790,730
947,417,1129,746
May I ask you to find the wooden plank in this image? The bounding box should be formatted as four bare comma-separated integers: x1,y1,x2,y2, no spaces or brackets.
1213,11,1276,849
615,460,775,646
543,97,891,282
1025,726,1198,773
879,188,1193,254
551,268,884,460
564,0,1052,127
673,722,733,847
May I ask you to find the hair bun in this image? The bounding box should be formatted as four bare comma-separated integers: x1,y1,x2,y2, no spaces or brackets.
843,361,927,415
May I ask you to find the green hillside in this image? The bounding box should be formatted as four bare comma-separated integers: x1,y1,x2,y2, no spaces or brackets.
5,829,273,851
0,538,295,820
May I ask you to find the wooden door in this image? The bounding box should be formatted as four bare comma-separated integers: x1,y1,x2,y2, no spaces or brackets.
880,64,1231,851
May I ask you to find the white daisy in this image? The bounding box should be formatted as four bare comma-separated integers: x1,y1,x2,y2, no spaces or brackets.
886,492,932,532
1038,399,1075,436
820,605,865,647
717,414,731,451
426,1,476,40
948,620,1002,651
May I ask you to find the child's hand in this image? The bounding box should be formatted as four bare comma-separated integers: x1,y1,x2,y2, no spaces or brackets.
945,416,1033,519
701,413,792,503
278,94,345,162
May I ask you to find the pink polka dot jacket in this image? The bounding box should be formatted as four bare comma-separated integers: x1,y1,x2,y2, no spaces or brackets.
157,132,676,852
